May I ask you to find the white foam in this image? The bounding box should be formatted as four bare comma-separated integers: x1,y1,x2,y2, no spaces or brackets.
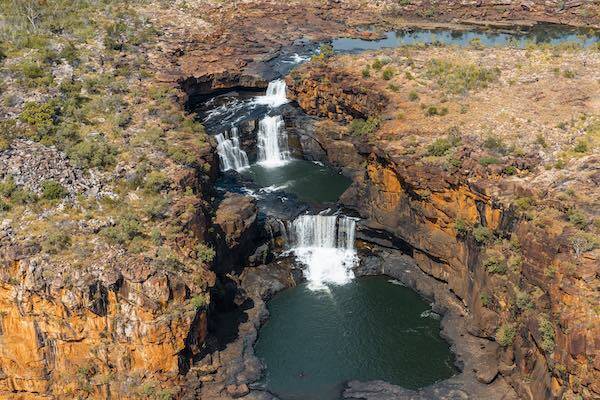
215,127,249,172
289,215,357,291
253,79,289,108
260,184,289,193
257,115,290,167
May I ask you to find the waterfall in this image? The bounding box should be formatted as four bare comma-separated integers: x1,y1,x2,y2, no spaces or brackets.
215,127,249,172
254,79,289,107
257,115,290,167
289,215,357,290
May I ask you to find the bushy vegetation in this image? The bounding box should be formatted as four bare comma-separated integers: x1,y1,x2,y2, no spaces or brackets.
496,323,517,347
483,251,507,274
538,315,555,353
426,132,460,156
196,243,216,263
425,59,500,94
42,180,68,199
472,225,493,244
348,116,381,137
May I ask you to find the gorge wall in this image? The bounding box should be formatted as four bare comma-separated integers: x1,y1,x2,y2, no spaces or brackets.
286,63,599,400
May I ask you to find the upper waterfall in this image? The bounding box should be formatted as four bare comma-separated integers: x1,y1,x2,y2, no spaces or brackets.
215,127,249,172
289,214,357,290
257,115,290,167
254,79,289,108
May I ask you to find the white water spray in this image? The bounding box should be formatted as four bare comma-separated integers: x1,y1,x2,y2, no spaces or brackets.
257,115,290,167
289,215,357,290
215,127,249,172
254,79,289,108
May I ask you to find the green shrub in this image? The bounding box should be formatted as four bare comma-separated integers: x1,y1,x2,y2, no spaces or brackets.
483,254,507,274
361,66,370,78
427,138,453,156
167,145,197,166
538,315,555,353
503,166,517,175
514,196,535,211
562,69,575,79
196,243,215,263
569,231,600,257
515,289,533,310
144,171,171,193
372,59,384,70
382,67,394,80
19,101,56,133
454,218,471,236
479,156,501,166
473,225,493,243
144,197,170,220
535,133,547,148
190,294,208,309
68,136,118,169
425,106,438,116
508,254,523,270
0,199,10,212
496,323,516,346
348,116,380,137
408,91,419,101
0,177,16,197
11,188,38,205
573,140,588,153
480,292,490,307
483,134,506,154
312,44,334,62
42,180,67,199
567,208,588,228
42,230,71,254
101,214,143,245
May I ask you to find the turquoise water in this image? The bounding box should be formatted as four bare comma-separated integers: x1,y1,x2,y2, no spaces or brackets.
255,276,457,400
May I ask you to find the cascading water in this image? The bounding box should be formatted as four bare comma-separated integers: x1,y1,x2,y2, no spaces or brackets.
215,127,249,172
257,115,290,167
254,79,289,107
289,215,357,290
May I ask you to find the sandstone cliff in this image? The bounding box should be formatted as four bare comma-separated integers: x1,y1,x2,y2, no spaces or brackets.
286,45,599,400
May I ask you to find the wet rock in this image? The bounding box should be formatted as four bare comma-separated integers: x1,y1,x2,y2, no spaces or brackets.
226,383,250,398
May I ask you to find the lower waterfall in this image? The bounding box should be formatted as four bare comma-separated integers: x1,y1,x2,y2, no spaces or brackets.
289,215,357,290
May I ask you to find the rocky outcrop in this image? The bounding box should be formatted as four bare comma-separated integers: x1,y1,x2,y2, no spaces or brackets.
0,139,103,198
287,62,599,399
0,243,213,399
213,194,260,273
286,65,388,123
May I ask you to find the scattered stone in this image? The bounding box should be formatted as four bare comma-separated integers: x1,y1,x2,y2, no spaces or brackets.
0,139,103,198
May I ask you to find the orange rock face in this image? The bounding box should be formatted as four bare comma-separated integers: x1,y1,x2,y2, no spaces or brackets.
0,253,210,399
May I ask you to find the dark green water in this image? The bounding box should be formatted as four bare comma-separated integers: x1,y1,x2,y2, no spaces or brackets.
254,276,457,400
243,159,351,203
